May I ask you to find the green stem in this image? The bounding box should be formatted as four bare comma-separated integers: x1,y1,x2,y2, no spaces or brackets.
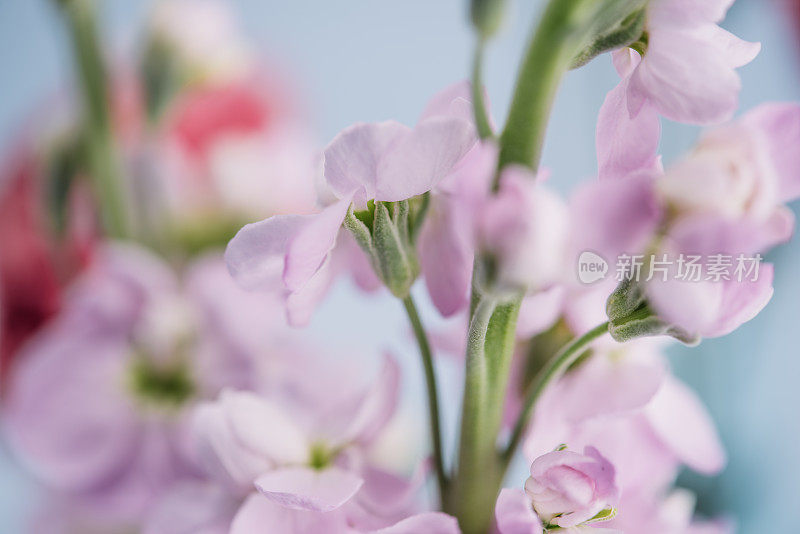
497,0,606,173
471,38,494,140
58,0,129,238
448,295,521,534
501,321,610,465
402,295,448,502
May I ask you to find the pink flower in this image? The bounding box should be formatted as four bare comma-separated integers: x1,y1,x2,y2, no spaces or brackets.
524,345,726,497
524,446,618,528
225,85,475,325
2,245,278,523
615,0,760,125
191,355,402,513
478,167,569,293
597,0,760,183
0,144,95,392
657,104,800,252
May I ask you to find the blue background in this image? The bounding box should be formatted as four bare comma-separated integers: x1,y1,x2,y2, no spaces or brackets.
1,1,798,531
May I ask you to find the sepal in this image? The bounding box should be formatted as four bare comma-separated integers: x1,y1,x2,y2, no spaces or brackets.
606,278,700,346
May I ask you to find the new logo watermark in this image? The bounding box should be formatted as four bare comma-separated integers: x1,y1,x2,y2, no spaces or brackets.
576,251,763,284
577,251,608,284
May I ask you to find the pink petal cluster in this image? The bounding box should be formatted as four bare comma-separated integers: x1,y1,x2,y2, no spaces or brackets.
592,95,800,338
225,84,476,325
522,340,727,532
3,244,283,528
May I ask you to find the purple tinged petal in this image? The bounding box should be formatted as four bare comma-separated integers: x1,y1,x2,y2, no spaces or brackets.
630,27,742,124
645,376,726,474
323,121,411,204
283,195,352,291
742,102,800,202
192,402,274,488
225,215,304,291
230,493,350,534
143,481,237,534
558,346,667,423
369,513,462,534
705,263,774,338
495,488,544,534
254,466,364,512
648,0,735,25
376,116,476,201
419,194,475,316
218,390,309,466
341,353,400,445
516,286,565,339
569,173,661,262
596,78,661,181
284,256,334,327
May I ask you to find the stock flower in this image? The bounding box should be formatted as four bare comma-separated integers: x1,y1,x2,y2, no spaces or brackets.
524,344,726,526
524,446,618,528
225,86,475,325
597,0,760,182
478,167,569,293
191,356,453,532
3,245,278,524
614,0,760,125
658,103,800,251
192,355,398,508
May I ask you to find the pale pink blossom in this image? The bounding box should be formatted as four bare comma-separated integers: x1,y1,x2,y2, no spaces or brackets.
613,0,760,125
226,86,475,325
3,245,279,524
524,446,618,528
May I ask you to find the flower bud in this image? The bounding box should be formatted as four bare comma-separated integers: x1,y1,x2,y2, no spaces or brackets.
606,278,699,346
524,446,618,528
344,200,420,298
471,0,506,40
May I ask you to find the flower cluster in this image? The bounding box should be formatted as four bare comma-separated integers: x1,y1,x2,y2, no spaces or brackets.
0,0,797,533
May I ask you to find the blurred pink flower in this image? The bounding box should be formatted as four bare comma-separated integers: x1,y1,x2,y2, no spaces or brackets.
477,167,569,293
3,244,281,524
229,494,460,534
0,145,95,394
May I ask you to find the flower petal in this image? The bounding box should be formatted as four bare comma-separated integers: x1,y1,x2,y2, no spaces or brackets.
419,194,474,316
495,488,544,534
743,102,800,202
255,466,364,512
230,493,349,534
341,353,400,445
323,121,411,204
283,195,352,291
219,390,309,466
376,116,476,201
225,215,303,291
645,376,727,474
596,78,661,181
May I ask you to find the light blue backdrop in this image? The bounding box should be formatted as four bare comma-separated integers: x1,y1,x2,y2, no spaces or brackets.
1,1,798,532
